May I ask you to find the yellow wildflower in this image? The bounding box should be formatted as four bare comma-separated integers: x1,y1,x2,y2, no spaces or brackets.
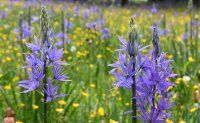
117,97,122,101
16,121,23,123
106,47,111,51
68,56,72,60
166,78,170,81
109,119,119,123
180,105,185,110
90,112,96,118
33,105,39,110
12,76,20,82
70,17,74,21
175,80,180,85
120,25,126,33
2,59,5,63
76,51,82,58
166,119,173,123
189,107,197,113
22,39,26,43
185,15,190,22
111,76,115,81
90,84,96,88
188,57,195,63
125,103,130,106
58,100,66,105
13,37,17,42
193,85,198,90
175,36,181,42
56,108,64,113
89,64,94,69
73,103,80,108
166,54,173,59
6,56,11,62
195,14,199,19
28,67,32,72
20,103,25,108
167,86,173,91
178,120,186,123
64,50,68,54
97,107,105,116
97,54,102,59
172,94,177,99
4,84,11,90
81,92,89,97
141,39,146,43
111,92,116,97
177,77,183,81
14,47,18,51
54,21,59,26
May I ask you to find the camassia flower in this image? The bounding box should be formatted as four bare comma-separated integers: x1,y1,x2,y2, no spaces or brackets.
55,32,70,46
43,79,67,102
65,19,73,30
134,26,176,123
109,19,176,123
19,69,40,93
109,52,137,89
25,36,40,52
14,22,32,40
1,10,7,19
19,7,68,103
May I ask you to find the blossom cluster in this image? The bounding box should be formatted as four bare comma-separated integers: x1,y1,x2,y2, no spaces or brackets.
109,19,176,122
19,7,68,102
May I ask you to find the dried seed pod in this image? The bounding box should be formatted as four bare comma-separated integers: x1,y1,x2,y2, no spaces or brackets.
194,90,200,103
5,108,15,117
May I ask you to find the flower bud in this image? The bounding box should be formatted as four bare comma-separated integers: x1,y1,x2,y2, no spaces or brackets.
188,0,193,11
152,26,161,59
40,6,51,52
127,17,138,57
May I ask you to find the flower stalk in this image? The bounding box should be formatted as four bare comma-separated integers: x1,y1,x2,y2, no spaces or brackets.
61,10,65,50
19,14,25,61
28,6,31,42
152,26,160,108
128,18,138,123
40,7,49,123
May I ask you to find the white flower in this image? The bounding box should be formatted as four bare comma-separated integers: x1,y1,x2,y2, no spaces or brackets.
183,76,191,84
70,46,76,53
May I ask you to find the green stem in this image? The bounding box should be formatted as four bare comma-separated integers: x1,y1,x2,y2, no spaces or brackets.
61,11,65,51
195,19,198,66
132,56,136,123
43,57,48,123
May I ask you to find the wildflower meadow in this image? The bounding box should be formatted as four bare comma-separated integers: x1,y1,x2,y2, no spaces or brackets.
1,0,200,123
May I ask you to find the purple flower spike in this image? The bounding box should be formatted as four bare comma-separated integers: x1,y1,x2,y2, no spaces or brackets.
109,20,176,123
19,7,69,105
